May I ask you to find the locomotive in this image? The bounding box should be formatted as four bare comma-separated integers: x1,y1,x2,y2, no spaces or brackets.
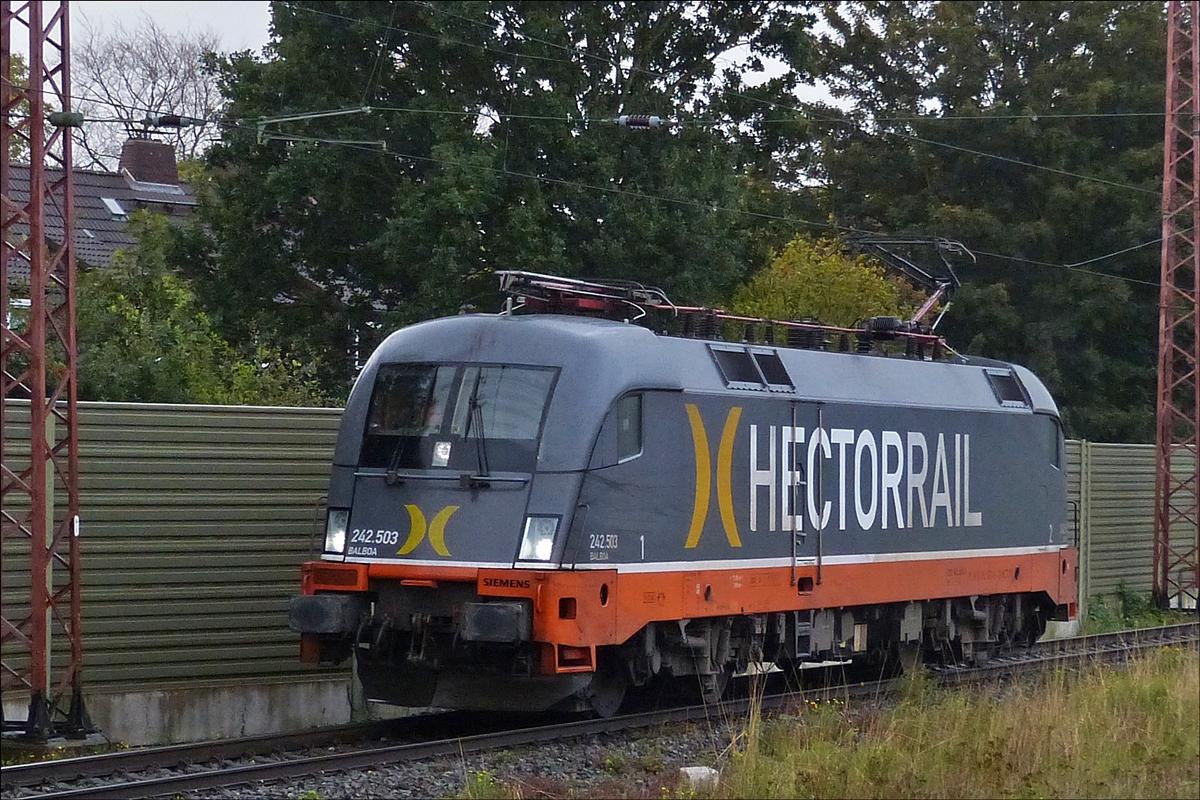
288,271,1078,715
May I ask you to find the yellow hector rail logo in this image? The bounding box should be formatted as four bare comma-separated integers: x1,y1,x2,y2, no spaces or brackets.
684,404,743,549
398,505,459,556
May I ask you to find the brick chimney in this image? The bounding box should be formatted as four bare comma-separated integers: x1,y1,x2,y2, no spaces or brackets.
118,138,179,184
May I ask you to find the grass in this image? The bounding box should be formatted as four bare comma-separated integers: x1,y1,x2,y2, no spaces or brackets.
462,769,507,799
454,640,1198,799
1084,585,1192,634
719,646,1199,799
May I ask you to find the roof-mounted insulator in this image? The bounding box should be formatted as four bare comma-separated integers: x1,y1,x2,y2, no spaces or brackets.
860,315,921,341
615,114,663,130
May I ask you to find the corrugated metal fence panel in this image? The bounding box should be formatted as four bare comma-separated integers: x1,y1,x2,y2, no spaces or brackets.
1,401,83,690
1,401,33,690
1,404,1181,698
74,402,345,691
1164,445,1199,599
1084,443,1156,598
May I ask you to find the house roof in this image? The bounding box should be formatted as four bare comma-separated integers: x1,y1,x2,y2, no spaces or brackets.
4,156,198,283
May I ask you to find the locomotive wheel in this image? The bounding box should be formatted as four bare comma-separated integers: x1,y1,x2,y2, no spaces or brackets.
584,660,628,717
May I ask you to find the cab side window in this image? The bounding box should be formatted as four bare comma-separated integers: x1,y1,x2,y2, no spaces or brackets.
1040,415,1063,470
617,394,642,462
589,393,644,469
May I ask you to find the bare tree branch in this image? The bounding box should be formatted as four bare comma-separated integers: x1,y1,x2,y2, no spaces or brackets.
73,12,225,171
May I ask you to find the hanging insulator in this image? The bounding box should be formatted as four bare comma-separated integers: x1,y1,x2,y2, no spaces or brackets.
143,113,204,128
48,111,84,127
616,114,663,129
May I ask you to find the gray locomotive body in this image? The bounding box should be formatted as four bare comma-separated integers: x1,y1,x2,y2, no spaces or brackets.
290,313,1078,714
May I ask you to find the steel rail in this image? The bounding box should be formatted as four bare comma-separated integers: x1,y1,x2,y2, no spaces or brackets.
932,620,1199,678
1041,621,1199,653
0,713,470,790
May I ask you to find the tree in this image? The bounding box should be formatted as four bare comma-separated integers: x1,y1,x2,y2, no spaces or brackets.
730,235,923,327
195,1,820,396
5,52,30,161
73,15,224,169
77,212,328,406
811,1,1165,442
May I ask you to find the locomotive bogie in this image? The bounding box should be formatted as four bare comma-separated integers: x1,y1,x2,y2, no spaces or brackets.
289,312,1079,714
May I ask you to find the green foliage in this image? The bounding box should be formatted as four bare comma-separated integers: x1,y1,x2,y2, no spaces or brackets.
169,0,1169,440
813,1,1165,441
175,158,207,185
461,769,507,799
637,744,667,773
77,212,329,406
1084,583,1188,633
602,749,627,775
195,1,820,395
730,236,923,327
7,53,29,162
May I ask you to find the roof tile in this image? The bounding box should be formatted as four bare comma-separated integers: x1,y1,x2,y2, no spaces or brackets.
4,163,197,276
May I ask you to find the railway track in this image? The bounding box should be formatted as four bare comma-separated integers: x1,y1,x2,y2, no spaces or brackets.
930,620,1200,678
3,621,1195,800
0,712,480,793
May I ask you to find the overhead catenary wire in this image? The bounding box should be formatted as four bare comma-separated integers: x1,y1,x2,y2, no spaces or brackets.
30,92,1164,288
8,7,1163,288
16,98,1167,290
6,67,1168,124
259,3,1166,282
361,1,400,106
400,0,1159,197
972,240,1166,288
14,4,1164,197
253,127,1163,289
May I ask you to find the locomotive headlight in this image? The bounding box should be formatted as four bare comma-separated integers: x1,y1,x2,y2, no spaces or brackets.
324,509,349,555
518,516,559,561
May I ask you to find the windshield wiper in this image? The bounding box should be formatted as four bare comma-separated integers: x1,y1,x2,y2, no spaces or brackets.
386,379,436,485
468,392,490,478
384,439,407,485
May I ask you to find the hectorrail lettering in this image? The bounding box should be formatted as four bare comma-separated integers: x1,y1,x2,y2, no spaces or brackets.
749,424,983,534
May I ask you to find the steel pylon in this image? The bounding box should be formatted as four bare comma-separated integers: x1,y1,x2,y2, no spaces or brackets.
1,0,89,739
1157,0,1200,611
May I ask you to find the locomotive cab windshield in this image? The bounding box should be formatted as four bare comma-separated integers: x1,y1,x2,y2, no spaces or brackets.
359,362,557,475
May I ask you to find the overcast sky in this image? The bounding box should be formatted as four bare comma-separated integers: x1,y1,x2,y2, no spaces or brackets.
74,1,272,53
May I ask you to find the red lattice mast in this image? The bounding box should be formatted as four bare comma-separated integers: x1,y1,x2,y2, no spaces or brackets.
1157,1,1200,611
1,0,88,738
